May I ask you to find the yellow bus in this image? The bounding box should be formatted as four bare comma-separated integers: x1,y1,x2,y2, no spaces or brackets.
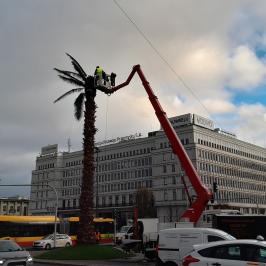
0,215,114,246
64,217,114,244
0,215,58,247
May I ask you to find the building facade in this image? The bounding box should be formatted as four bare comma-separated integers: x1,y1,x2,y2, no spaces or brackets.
0,197,29,215
29,113,266,223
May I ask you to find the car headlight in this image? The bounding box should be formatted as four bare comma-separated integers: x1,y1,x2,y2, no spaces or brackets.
27,255,33,262
0,259,5,265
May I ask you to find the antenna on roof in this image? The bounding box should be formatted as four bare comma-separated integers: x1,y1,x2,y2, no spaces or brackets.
67,138,71,153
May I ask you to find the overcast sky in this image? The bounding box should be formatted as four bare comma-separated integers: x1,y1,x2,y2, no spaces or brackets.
1,0,266,197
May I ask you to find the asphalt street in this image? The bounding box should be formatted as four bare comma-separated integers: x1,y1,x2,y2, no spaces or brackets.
34,262,155,266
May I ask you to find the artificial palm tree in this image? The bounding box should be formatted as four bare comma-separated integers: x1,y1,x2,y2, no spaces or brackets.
54,54,108,244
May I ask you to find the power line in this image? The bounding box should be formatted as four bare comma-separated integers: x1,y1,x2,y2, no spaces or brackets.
113,0,211,117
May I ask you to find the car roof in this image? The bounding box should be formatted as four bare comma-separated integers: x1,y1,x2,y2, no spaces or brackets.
160,227,231,235
194,239,266,250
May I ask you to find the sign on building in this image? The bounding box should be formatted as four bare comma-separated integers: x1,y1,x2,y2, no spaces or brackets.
193,114,214,130
168,113,193,127
41,144,58,155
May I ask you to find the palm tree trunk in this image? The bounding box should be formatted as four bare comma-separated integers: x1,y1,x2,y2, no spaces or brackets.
77,78,97,244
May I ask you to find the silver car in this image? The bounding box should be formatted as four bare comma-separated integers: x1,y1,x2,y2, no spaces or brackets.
0,240,33,266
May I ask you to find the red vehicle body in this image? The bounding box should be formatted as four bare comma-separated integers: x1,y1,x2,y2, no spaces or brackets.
108,65,212,224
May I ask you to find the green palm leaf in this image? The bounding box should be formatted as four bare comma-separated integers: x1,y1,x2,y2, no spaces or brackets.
54,88,84,103
74,93,85,120
54,68,84,81
58,75,84,87
66,53,87,80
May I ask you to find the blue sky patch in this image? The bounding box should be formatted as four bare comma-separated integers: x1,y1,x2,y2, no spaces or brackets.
232,85,266,105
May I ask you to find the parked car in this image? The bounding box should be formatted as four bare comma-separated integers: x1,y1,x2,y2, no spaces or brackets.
157,227,235,266
33,233,72,249
182,238,266,266
0,240,33,266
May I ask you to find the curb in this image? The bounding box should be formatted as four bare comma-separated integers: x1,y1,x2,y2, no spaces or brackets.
34,255,147,265
34,259,121,266
34,259,87,266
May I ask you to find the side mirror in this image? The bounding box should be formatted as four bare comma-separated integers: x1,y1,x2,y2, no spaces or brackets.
256,235,264,241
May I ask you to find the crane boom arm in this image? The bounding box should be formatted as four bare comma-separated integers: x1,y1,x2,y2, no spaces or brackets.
108,65,212,223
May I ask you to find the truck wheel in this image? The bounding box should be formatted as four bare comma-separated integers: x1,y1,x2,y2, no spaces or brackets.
165,262,177,266
155,257,164,266
145,250,156,260
45,243,51,250
65,242,71,247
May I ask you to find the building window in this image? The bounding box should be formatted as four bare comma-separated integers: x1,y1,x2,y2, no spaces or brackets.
172,176,176,184
173,190,176,200
115,195,119,205
164,191,168,201
163,165,167,173
129,194,133,204
122,195,126,205
172,164,175,172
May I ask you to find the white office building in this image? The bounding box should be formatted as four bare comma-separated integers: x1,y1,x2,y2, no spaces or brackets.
29,113,266,223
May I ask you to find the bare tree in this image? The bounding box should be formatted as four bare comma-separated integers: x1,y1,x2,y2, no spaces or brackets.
135,187,156,218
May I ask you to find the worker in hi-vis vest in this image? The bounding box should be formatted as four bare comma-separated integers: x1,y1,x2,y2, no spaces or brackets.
94,66,106,86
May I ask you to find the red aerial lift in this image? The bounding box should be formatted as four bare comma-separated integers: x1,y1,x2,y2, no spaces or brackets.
106,65,212,224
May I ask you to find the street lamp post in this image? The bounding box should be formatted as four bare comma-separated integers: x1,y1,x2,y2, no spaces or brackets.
0,183,58,248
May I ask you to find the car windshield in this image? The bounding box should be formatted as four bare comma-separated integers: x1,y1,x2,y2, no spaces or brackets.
0,241,23,252
42,235,54,240
119,226,131,233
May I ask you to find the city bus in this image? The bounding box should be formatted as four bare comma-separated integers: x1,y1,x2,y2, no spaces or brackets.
63,217,114,244
0,215,114,246
0,215,58,247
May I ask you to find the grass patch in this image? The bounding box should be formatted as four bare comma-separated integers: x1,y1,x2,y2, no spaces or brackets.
34,244,131,260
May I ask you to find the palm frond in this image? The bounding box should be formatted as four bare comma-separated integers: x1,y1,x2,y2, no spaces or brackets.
66,53,87,80
74,93,85,120
58,75,84,87
54,88,84,103
54,68,83,81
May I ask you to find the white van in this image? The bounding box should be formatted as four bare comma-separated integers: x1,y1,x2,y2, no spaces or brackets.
156,227,235,266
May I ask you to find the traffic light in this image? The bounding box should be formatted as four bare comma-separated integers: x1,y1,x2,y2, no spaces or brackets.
213,182,218,193
210,194,215,203
113,208,117,218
